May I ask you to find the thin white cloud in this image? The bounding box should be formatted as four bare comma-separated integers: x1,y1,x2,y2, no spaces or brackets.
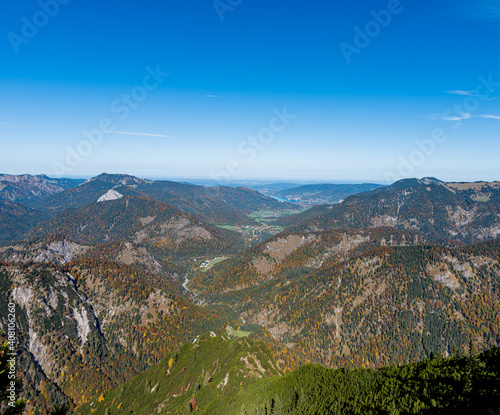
426,113,472,121
112,131,170,138
204,95,222,98
445,90,476,96
443,114,472,121
426,113,500,122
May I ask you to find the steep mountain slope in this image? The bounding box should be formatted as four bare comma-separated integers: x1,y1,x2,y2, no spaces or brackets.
202,185,295,213
133,179,299,224
28,195,244,260
194,238,500,369
0,237,90,264
277,179,500,244
0,244,236,414
0,201,51,244
76,333,285,415
192,228,426,293
131,180,260,225
77,333,500,415
276,183,384,204
0,174,82,203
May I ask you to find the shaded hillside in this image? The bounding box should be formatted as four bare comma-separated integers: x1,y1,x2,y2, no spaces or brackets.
134,180,299,224
203,185,296,213
0,201,51,244
194,238,500,369
132,180,260,225
0,174,82,203
27,196,245,261
277,179,500,244
29,173,299,226
276,183,384,204
77,333,500,415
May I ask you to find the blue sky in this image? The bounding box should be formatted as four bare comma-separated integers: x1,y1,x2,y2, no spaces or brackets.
1,0,499,183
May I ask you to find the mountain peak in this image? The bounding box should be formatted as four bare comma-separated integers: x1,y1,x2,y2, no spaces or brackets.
387,177,443,191
84,173,150,186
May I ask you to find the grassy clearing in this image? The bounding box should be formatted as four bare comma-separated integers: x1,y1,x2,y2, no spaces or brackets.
217,224,238,230
249,209,300,225
208,257,229,268
226,326,252,338
472,195,491,203
200,256,230,272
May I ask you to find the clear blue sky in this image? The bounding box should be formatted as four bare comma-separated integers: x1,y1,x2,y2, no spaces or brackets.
1,0,499,183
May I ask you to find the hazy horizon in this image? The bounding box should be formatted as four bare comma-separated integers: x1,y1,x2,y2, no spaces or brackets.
2,171,500,188
2,0,500,183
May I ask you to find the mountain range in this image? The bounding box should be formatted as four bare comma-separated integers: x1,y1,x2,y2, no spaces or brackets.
1,174,499,414
275,182,384,204
277,178,500,244
0,174,83,203
0,173,302,246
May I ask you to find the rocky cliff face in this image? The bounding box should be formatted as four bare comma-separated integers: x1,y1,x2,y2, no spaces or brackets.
0,239,231,413
0,174,82,203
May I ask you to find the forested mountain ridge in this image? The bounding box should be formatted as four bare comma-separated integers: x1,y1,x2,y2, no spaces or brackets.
28,173,299,227
276,183,383,204
27,195,245,261
77,332,500,415
0,201,51,244
192,227,426,294
277,179,500,244
81,172,150,186
193,238,500,369
0,174,82,203
23,178,143,216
